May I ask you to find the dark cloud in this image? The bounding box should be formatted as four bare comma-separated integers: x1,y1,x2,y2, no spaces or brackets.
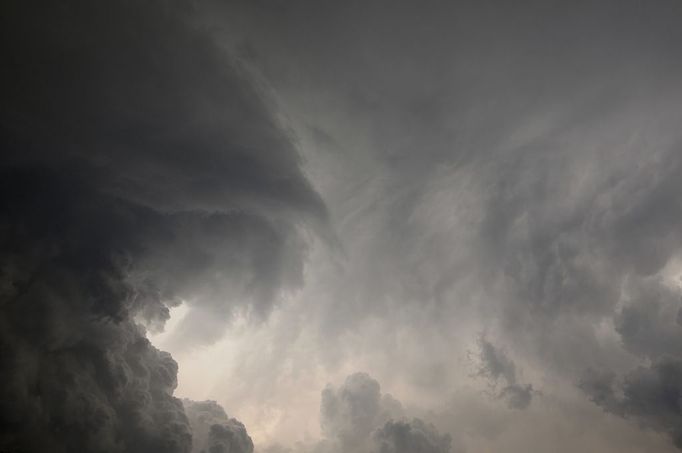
582,358,682,449
373,419,451,453
5,0,682,451
580,276,682,449
1,0,325,451
0,169,192,453
615,277,682,360
475,338,534,410
183,400,254,453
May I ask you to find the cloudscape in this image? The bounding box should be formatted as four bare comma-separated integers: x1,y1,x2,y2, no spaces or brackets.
2,1,682,452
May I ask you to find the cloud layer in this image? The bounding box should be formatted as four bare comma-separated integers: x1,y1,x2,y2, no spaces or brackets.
1,0,324,451
4,1,682,452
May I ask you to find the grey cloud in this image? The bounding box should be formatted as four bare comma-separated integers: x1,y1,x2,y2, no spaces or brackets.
580,276,682,449
206,2,682,450
498,385,533,411
5,0,682,452
316,372,453,453
1,0,324,451
320,373,403,451
477,338,518,386
373,419,451,453
193,3,682,451
615,277,682,360
184,400,254,453
582,358,682,449
206,0,682,353
476,338,534,410
2,0,328,341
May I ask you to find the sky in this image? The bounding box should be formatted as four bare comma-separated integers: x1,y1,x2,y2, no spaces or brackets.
2,1,682,452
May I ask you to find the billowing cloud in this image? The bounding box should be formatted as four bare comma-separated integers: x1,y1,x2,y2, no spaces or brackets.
582,358,682,449
184,400,254,453
5,1,682,452
154,2,682,451
373,419,451,453
312,373,453,453
1,0,325,451
581,276,682,448
320,372,404,451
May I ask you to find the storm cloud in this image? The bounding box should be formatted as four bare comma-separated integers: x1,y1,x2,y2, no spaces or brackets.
183,400,254,453
188,1,682,451
1,0,325,451
4,0,682,452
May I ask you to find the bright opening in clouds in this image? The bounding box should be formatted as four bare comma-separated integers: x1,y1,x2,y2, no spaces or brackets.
3,1,682,452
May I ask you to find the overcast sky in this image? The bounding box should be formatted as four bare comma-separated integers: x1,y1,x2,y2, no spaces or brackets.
3,1,682,453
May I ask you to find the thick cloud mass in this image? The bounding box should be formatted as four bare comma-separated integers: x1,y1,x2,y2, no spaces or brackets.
373,419,451,453
314,373,453,453
582,277,682,448
5,0,682,452
184,400,254,453
0,0,325,452
582,359,682,449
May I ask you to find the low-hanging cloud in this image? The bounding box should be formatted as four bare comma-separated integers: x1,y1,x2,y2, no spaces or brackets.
5,0,682,452
0,0,326,451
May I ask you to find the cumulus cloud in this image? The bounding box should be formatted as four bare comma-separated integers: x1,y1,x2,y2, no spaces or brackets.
184,400,254,453
0,0,325,451
320,373,403,449
313,372,454,453
373,419,451,453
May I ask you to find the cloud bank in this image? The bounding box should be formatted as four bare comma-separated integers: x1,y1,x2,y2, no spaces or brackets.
1,0,325,451
4,1,682,452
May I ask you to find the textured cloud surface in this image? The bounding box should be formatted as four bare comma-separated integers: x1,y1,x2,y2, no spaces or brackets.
4,0,682,452
313,373,452,453
1,0,323,451
184,400,254,453
187,1,682,451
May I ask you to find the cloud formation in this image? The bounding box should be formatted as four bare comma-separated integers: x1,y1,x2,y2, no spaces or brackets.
314,373,453,453
4,0,682,452
373,419,451,453
184,400,254,453
581,277,682,448
1,0,325,451
320,373,404,451
475,338,534,410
